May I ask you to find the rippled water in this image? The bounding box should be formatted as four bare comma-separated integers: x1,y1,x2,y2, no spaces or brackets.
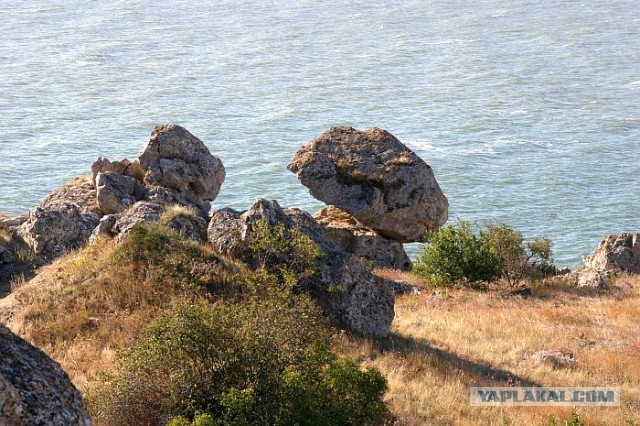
0,0,638,267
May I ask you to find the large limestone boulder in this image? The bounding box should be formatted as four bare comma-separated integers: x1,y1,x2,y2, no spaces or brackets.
288,127,448,243
138,125,225,215
18,179,101,261
584,233,640,274
0,324,92,425
207,199,394,337
314,206,412,271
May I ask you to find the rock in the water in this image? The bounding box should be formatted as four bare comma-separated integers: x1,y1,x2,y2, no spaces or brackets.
95,172,146,215
288,127,448,243
138,125,225,214
207,199,394,337
584,233,640,274
314,206,412,270
0,324,92,425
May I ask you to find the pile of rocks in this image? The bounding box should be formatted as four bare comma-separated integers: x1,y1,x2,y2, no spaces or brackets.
14,125,225,261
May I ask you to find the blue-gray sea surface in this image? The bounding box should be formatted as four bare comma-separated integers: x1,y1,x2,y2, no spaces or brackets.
1,0,638,267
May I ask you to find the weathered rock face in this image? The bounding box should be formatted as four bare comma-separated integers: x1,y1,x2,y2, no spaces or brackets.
207,199,394,337
0,324,92,425
584,233,640,274
17,180,102,260
138,125,225,215
90,201,164,242
314,206,412,271
288,127,448,243
95,172,146,215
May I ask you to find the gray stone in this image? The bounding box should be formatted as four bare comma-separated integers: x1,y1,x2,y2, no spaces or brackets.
95,172,145,215
0,324,92,425
207,199,394,337
314,206,412,270
138,125,225,214
91,157,144,187
18,205,100,261
288,127,448,242
89,201,164,242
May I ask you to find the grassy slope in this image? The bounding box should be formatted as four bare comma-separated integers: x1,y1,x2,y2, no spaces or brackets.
1,231,639,425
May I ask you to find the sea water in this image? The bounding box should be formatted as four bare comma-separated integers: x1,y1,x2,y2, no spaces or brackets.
0,0,638,267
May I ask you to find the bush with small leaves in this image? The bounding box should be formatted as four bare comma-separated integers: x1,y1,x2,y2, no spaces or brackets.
90,289,389,426
413,221,501,285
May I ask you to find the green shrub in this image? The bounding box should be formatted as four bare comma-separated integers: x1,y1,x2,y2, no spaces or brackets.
414,221,555,287
413,221,501,285
246,216,323,287
90,292,389,425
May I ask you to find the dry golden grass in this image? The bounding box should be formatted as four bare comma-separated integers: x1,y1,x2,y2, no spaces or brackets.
1,224,246,391
338,273,640,425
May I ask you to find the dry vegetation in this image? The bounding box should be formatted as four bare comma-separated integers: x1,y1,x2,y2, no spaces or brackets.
342,270,640,425
1,229,639,425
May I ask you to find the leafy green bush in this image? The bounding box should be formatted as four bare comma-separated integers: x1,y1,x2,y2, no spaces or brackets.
91,293,389,425
413,221,501,285
414,221,554,286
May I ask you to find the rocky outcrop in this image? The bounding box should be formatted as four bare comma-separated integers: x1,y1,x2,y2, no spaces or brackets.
207,199,394,337
288,127,448,243
584,233,640,274
139,125,225,216
0,324,92,425
314,206,412,270
17,179,102,261
573,233,640,288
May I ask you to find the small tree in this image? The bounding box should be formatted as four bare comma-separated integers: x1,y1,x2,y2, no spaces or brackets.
481,222,554,287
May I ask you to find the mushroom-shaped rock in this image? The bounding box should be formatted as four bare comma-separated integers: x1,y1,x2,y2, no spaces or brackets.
138,125,225,214
288,127,448,242
314,206,412,271
207,199,394,337
0,324,92,425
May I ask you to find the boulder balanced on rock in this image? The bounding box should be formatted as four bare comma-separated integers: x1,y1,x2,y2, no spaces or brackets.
207,199,395,337
288,127,448,243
